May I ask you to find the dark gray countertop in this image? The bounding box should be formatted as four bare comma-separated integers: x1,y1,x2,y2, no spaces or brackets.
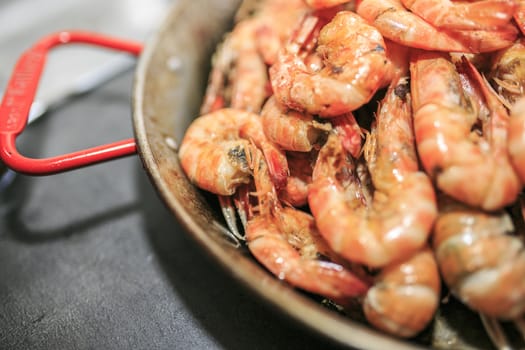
0,70,341,349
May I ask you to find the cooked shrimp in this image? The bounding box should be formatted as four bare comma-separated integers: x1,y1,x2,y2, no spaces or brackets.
383,39,411,77
308,77,437,268
201,0,314,114
247,206,371,302
245,148,370,302
356,0,466,51
178,108,288,195
446,24,518,53
410,51,521,210
253,0,310,65
364,246,441,338
331,113,365,158
260,96,331,152
269,11,393,117
488,38,525,108
356,0,517,52
200,19,268,114
279,151,315,207
433,194,525,319
450,52,494,72
516,0,525,35
259,96,364,207
230,47,270,112
400,0,517,30
509,97,525,183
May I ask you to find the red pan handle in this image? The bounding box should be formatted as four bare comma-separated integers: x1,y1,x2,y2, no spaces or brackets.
0,31,143,175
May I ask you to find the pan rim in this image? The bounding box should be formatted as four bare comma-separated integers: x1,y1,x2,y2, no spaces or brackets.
131,1,432,349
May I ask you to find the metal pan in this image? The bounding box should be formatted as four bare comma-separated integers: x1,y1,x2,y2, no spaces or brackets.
0,1,514,349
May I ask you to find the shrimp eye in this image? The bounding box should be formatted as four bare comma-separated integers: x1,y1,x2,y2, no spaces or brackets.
394,82,409,101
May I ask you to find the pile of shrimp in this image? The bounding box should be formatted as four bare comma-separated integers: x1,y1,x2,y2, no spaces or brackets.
179,0,525,339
